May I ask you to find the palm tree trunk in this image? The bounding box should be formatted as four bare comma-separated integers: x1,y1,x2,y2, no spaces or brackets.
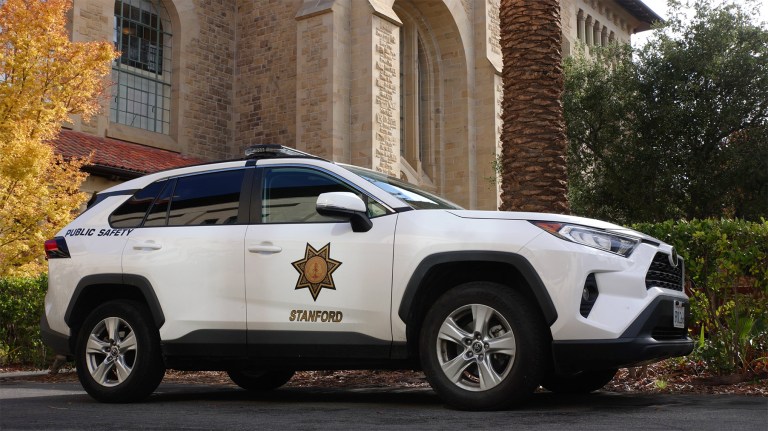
499,0,569,214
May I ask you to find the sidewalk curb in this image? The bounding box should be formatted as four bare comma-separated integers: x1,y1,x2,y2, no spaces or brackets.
0,370,50,379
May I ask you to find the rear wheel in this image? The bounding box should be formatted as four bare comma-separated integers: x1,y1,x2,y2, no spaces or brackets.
541,369,618,394
75,301,165,403
419,282,548,410
227,370,295,391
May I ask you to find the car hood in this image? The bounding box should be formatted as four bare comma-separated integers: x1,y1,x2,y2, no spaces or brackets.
446,210,661,244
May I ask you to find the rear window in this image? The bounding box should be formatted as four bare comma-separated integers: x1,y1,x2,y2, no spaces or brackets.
109,169,246,228
166,170,244,226
109,180,169,228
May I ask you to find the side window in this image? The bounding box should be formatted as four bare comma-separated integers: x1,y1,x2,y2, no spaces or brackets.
109,180,168,228
167,169,244,226
262,167,384,224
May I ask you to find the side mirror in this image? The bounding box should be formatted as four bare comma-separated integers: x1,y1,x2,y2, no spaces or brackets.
316,192,373,233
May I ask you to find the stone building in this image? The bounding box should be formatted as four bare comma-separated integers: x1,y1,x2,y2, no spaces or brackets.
58,0,659,209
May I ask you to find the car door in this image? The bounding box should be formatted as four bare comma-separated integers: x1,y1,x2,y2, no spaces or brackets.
244,165,397,360
121,168,251,354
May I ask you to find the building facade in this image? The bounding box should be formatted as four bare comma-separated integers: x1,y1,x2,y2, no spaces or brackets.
61,0,658,208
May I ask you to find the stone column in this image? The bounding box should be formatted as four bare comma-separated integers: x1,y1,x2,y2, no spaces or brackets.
585,16,593,46
69,0,115,137
593,21,601,47
296,0,351,161
577,10,585,42
481,0,503,209
350,1,402,176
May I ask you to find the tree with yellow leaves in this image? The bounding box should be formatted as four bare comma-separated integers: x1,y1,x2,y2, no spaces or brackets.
0,0,117,276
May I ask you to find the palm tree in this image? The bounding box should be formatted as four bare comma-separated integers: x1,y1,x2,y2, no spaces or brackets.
498,0,568,214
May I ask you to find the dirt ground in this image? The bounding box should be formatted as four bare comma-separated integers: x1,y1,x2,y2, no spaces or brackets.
3,360,766,397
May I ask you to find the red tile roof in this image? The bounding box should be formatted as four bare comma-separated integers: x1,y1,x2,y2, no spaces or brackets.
52,129,206,178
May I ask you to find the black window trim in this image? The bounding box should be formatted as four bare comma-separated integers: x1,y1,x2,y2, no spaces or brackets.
141,178,175,227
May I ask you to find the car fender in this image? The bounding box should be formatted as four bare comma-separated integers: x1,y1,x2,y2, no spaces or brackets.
64,274,165,329
397,251,558,326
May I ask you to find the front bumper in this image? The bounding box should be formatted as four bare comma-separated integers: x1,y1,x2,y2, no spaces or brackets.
552,295,694,373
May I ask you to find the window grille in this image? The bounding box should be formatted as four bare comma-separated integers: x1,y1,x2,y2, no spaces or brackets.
110,0,172,134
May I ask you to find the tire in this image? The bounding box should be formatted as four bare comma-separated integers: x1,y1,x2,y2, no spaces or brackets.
541,369,618,394
419,282,549,410
75,301,165,403
227,370,295,391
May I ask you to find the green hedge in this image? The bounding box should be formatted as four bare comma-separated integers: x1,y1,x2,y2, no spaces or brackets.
633,219,768,375
0,274,50,367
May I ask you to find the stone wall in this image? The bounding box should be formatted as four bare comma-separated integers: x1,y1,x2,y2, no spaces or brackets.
372,18,400,175
67,0,237,161
69,0,114,136
182,0,236,160
67,0,648,207
235,0,298,156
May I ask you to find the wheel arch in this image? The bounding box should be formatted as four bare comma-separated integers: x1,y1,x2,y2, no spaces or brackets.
398,251,557,356
64,274,165,349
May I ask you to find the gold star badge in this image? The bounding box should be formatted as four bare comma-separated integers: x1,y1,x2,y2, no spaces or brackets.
291,243,342,301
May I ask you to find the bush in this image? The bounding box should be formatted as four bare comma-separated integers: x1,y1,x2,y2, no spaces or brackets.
633,219,768,375
0,274,50,367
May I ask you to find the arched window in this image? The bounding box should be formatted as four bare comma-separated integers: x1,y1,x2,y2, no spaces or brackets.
111,0,172,134
397,5,436,185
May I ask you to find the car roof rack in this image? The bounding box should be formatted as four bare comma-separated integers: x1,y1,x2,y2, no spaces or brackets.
243,144,325,161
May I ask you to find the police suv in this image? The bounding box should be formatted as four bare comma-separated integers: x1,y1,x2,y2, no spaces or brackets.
41,145,693,410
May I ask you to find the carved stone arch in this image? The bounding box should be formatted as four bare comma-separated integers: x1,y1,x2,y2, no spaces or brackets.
392,0,468,205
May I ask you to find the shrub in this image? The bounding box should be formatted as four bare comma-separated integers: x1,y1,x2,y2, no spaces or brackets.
0,274,50,367
633,219,768,375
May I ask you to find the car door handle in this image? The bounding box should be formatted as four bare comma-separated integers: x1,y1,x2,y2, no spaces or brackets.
133,241,162,250
248,244,282,254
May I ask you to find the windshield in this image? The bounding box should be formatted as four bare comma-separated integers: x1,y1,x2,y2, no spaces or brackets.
343,165,463,210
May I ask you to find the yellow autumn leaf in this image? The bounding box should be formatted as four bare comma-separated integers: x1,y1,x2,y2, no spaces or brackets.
0,0,118,276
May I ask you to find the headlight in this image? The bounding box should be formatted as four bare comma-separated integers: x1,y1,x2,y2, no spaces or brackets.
531,221,640,257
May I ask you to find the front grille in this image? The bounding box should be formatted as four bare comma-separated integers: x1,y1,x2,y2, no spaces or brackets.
645,252,684,291
651,326,688,340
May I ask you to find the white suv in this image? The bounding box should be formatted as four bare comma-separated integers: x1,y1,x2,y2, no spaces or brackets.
41,145,693,410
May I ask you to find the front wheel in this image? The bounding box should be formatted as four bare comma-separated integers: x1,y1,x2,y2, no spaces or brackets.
419,282,549,410
75,301,165,403
227,370,295,391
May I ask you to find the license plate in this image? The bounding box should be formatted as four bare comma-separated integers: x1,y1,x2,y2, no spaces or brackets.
673,301,685,329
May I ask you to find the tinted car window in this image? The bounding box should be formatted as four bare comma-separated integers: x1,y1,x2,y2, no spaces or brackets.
109,180,168,228
262,167,387,223
166,169,244,226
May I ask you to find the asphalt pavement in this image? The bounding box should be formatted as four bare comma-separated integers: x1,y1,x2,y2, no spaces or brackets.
1,375,766,430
